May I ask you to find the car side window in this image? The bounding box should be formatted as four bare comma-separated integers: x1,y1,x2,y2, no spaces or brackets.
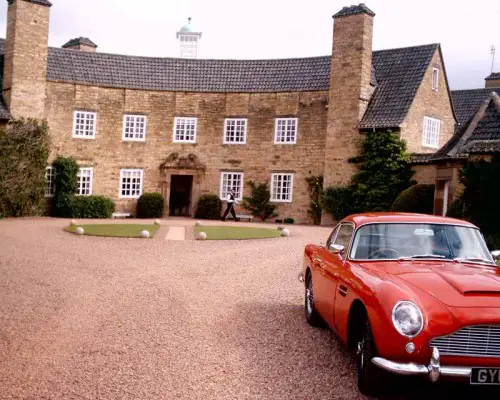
326,225,340,248
334,224,354,258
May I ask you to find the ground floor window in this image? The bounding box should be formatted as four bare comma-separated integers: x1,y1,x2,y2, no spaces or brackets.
271,173,294,202
220,172,243,201
45,166,55,197
120,169,143,198
76,168,93,196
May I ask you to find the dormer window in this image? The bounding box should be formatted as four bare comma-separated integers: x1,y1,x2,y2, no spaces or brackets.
432,68,439,91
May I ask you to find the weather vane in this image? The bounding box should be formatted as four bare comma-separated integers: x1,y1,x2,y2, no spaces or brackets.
491,45,496,74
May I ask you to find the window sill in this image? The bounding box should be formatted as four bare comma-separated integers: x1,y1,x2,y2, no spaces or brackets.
72,135,96,140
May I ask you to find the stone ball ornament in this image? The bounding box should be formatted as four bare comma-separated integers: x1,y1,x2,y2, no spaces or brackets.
195,221,202,226
197,231,207,240
75,227,84,236
140,230,151,238
154,219,161,225
277,226,284,231
70,219,77,226
281,228,290,237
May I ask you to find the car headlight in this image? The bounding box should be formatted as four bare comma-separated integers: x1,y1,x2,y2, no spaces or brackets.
392,301,424,338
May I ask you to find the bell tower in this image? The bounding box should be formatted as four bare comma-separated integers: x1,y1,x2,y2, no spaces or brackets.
176,18,202,59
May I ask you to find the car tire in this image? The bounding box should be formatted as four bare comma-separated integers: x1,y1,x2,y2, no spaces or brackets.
357,319,384,396
304,274,322,326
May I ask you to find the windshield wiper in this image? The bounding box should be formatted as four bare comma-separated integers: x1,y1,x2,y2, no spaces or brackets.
454,257,495,265
398,254,446,261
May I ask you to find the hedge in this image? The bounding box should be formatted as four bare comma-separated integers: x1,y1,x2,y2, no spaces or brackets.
72,195,115,218
195,194,222,220
137,193,165,218
391,184,435,214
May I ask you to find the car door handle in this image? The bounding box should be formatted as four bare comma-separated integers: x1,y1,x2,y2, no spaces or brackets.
338,285,348,297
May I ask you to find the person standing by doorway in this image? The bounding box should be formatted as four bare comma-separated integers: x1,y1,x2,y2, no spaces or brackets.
221,188,240,222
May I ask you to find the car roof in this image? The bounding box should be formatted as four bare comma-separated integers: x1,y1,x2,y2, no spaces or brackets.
342,212,477,228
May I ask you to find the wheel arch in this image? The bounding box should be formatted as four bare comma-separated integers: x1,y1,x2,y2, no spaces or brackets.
347,299,369,352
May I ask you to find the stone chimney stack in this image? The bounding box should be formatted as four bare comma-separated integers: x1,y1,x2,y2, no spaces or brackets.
321,3,375,225
62,37,98,53
3,0,52,119
485,72,500,88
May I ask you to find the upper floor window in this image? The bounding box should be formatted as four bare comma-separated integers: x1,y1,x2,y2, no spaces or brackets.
45,166,55,197
76,168,93,196
174,117,197,143
220,172,244,201
275,118,298,144
123,115,147,142
271,173,294,202
120,169,143,199
223,119,247,144
422,116,441,149
432,68,439,91
73,111,96,139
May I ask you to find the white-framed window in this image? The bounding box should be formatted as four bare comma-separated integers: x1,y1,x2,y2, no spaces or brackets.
223,118,247,144
271,173,294,202
76,168,93,196
45,166,55,197
220,172,244,201
173,117,197,143
73,111,97,139
275,118,298,144
422,116,441,149
432,68,439,91
119,169,143,199
123,114,147,141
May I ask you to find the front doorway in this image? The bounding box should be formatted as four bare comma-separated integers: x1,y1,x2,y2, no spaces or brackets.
169,175,193,216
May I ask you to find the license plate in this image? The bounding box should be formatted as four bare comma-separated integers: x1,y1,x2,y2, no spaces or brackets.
470,368,500,385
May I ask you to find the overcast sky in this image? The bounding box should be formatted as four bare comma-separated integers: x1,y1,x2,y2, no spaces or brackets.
1,0,498,89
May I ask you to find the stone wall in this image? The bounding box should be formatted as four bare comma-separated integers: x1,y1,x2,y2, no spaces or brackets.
3,0,49,119
45,82,328,223
401,49,456,153
412,164,436,185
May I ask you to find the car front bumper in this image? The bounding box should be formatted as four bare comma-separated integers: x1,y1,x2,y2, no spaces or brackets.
372,347,472,382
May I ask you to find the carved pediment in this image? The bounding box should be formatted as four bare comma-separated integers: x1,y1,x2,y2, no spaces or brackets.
160,153,206,171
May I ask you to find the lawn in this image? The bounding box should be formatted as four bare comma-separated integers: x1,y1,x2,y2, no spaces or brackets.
65,224,160,238
194,225,281,240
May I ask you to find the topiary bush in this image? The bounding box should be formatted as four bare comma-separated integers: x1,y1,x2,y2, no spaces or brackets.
195,194,222,220
52,156,78,218
72,195,115,218
284,217,295,224
0,118,50,217
136,193,165,218
391,184,435,214
241,181,278,221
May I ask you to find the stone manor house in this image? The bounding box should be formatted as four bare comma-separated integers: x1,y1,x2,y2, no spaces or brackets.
0,0,499,223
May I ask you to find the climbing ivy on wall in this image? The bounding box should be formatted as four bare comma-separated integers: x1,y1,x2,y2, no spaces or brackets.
0,118,50,217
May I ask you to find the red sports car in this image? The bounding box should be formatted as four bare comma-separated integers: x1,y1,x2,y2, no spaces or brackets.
299,212,500,396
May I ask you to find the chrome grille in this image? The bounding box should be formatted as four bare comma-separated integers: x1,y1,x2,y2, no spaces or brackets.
430,325,500,358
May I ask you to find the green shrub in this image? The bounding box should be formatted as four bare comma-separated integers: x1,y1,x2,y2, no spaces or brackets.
322,186,357,221
195,194,222,220
485,233,500,251
284,217,295,224
137,193,165,218
72,195,115,218
446,194,466,220
241,181,278,221
52,156,78,218
306,175,323,225
0,118,50,217
391,184,435,214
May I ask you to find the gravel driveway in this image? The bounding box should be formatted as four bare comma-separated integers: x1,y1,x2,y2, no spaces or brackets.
0,218,498,400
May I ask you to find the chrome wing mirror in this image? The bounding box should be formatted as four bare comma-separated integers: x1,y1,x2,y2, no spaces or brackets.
492,250,500,261
329,243,345,254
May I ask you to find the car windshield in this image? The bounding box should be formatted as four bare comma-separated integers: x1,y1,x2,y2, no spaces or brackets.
349,223,494,263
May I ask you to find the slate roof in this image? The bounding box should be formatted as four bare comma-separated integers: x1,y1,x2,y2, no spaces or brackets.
360,44,443,129
451,88,499,126
486,72,500,81
7,0,52,6
333,3,375,18
62,37,98,49
431,91,500,160
0,37,441,127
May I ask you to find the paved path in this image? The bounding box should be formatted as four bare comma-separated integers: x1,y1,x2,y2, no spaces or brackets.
165,226,186,241
1,218,499,400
